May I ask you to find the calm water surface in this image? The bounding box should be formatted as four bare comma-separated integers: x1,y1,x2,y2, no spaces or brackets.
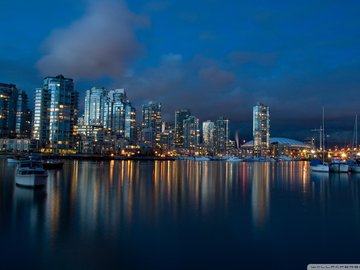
0,159,359,270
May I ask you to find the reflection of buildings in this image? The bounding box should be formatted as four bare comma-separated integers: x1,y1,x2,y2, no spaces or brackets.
253,102,270,157
251,162,270,227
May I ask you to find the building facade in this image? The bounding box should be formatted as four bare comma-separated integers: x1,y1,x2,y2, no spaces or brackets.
183,115,200,151
202,120,215,151
174,109,191,148
0,83,31,139
32,75,78,151
253,102,270,156
214,117,230,155
84,87,107,126
141,101,162,146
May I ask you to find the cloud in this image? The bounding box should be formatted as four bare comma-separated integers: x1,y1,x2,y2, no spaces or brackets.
36,0,148,80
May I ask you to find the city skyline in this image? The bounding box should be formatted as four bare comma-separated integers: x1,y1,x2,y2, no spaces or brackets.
1,0,359,143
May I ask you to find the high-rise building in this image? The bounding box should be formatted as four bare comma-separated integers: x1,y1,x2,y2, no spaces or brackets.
183,115,200,150
202,120,215,149
0,83,31,139
214,116,230,155
174,109,191,148
15,89,31,138
141,101,161,146
0,83,18,138
84,87,107,126
32,75,78,151
253,102,270,156
103,88,136,141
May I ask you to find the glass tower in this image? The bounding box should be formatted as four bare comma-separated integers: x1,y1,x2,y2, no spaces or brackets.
0,83,18,138
202,120,215,151
183,115,200,150
32,75,78,151
253,102,270,156
174,109,191,148
141,101,162,146
84,87,107,126
103,89,136,140
214,117,230,155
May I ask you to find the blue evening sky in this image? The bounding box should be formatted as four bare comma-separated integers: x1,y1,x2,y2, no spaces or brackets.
0,0,359,143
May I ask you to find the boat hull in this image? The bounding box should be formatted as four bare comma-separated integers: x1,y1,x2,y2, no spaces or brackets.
15,174,47,187
351,165,360,173
329,163,349,173
310,164,329,173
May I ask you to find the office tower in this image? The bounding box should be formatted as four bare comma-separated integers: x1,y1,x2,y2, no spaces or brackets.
103,88,136,141
174,109,191,148
214,116,230,155
253,102,270,156
183,115,200,150
0,83,18,138
84,87,107,126
32,75,78,150
202,120,215,148
15,89,31,138
141,101,161,146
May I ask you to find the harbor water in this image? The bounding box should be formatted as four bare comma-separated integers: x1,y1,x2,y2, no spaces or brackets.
0,159,359,269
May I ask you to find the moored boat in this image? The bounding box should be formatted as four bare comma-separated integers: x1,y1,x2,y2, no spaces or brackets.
329,161,349,173
310,160,329,173
15,158,48,187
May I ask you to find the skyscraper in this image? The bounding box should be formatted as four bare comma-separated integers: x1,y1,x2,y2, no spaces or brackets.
0,83,31,139
183,115,200,150
174,109,191,148
214,116,230,155
84,87,107,126
141,101,161,146
202,120,215,150
15,89,31,138
0,83,18,138
103,89,136,141
32,75,78,151
253,102,270,156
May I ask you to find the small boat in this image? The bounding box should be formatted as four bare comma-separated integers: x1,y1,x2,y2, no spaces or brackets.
329,160,349,173
42,159,64,170
15,157,48,187
310,160,329,173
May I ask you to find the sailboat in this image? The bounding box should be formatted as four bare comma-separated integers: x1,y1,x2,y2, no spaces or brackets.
310,107,329,173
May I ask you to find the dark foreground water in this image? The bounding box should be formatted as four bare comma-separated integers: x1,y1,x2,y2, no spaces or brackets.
0,159,359,270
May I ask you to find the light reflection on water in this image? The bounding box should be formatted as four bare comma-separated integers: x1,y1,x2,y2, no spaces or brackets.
1,159,360,270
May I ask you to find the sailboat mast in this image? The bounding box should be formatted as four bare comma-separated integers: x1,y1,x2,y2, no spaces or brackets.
322,107,325,162
352,114,358,150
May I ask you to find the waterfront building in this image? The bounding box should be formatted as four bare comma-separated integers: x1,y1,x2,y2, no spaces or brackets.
0,83,18,138
202,120,215,152
32,75,78,151
103,89,136,141
0,83,31,139
174,109,191,148
183,115,200,151
214,117,230,155
253,102,270,156
141,101,162,146
16,90,31,138
84,87,107,126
